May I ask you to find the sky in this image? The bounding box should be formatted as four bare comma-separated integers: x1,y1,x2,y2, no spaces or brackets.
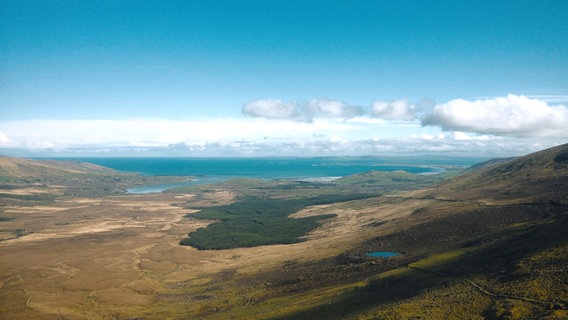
1,0,567,157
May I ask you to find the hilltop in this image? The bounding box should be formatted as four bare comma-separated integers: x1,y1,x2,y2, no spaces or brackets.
0,156,189,199
0,156,118,177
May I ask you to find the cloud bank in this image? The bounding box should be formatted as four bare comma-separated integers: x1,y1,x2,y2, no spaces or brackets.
1,94,566,157
243,97,431,122
422,94,568,137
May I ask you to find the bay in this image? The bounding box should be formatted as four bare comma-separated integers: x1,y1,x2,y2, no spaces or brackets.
50,156,484,193
58,156,481,178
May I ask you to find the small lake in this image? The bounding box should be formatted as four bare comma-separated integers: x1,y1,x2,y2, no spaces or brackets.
127,181,195,194
365,251,400,258
126,176,228,194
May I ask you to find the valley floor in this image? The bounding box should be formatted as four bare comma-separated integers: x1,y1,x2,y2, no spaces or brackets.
1,183,566,319
0,184,416,319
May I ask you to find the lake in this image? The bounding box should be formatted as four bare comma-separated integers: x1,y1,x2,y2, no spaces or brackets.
365,251,400,258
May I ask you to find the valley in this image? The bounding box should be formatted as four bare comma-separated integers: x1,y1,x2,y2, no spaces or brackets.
0,145,567,319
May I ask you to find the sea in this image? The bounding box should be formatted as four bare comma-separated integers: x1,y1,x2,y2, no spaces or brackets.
54,156,485,193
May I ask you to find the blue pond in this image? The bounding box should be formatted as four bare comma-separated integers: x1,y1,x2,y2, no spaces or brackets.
365,251,400,258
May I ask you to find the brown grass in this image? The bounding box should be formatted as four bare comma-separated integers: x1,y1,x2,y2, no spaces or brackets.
1,145,567,319
0,180,452,319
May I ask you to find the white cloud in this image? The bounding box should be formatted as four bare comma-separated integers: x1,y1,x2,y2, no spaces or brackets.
242,99,298,119
1,94,566,157
243,97,433,122
302,98,365,119
242,98,364,121
371,99,418,120
422,94,568,137
0,116,563,157
0,131,11,146
0,118,362,154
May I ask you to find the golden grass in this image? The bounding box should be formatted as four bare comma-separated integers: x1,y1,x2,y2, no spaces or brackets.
1,157,567,320
408,247,474,269
0,181,440,319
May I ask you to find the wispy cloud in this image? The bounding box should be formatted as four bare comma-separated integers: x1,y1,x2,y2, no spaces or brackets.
242,98,365,121
422,94,568,137
241,99,298,120
370,99,418,120
242,98,425,122
302,99,365,119
0,118,359,153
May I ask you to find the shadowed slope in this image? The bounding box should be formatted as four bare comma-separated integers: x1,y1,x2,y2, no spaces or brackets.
258,144,568,319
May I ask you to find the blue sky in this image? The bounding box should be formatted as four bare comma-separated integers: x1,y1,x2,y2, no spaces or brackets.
1,0,567,157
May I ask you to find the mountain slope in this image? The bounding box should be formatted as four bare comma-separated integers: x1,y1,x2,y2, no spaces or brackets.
252,144,568,320
415,143,568,204
0,156,118,177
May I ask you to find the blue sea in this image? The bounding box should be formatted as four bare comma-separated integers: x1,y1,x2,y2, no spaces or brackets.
54,156,485,193
63,157,483,178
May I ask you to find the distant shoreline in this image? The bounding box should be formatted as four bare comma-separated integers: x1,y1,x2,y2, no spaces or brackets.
38,156,479,178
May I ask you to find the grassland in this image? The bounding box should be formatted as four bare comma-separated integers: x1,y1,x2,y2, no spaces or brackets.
177,170,446,250
0,145,567,320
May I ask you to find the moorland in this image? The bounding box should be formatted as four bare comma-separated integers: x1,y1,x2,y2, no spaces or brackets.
0,145,567,319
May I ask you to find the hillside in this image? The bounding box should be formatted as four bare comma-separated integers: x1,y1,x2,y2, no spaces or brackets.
154,144,568,319
415,143,568,204
261,143,568,319
0,156,119,177
0,156,188,199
